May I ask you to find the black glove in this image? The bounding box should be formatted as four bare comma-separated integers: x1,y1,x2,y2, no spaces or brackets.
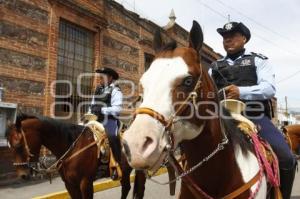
91,105,102,115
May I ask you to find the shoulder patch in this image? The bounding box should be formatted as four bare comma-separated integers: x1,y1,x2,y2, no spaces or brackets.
251,52,268,60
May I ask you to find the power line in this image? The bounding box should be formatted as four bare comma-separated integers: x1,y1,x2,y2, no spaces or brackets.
198,1,228,19
213,0,299,45
251,32,300,57
195,0,300,57
277,69,300,83
196,0,300,84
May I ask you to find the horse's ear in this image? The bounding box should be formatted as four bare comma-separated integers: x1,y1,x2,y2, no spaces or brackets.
153,29,163,53
189,20,203,52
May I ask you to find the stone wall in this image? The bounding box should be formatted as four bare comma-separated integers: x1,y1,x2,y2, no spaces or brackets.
0,0,49,115
0,48,46,70
0,0,222,130
0,21,48,47
103,36,139,56
0,0,221,182
1,0,49,23
0,76,44,94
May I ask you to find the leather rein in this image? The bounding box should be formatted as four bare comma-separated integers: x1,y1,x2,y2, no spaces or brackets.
10,128,34,165
133,68,261,199
11,125,102,174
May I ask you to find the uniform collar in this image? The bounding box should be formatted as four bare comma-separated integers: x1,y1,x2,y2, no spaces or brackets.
243,49,252,56
219,49,251,62
104,82,115,89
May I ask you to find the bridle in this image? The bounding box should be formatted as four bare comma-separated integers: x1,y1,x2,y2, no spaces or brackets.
132,64,262,198
135,68,205,152
134,65,229,178
10,128,39,171
10,124,104,179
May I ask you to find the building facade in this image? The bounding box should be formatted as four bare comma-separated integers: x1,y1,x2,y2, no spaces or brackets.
0,0,221,182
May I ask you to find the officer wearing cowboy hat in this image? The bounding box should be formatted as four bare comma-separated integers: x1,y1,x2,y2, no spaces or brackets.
210,21,296,199
90,67,122,180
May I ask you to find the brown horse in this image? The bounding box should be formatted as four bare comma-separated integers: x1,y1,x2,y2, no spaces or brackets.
282,124,300,157
122,21,270,198
6,113,146,199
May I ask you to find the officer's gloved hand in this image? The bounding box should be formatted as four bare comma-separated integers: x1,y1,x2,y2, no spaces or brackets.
91,105,102,115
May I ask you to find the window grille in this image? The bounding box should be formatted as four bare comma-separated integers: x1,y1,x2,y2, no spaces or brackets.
55,19,94,123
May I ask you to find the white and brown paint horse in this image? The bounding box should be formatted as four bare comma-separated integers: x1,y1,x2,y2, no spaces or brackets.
122,21,268,199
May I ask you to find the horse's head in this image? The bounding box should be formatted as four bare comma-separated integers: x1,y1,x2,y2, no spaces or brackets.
123,21,217,170
6,114,41,180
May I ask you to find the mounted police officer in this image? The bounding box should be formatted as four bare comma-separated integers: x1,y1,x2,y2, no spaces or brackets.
210,21,296,199
90,67,123,180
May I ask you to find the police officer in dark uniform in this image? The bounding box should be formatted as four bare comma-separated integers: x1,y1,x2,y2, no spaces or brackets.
210,21,296,199
90,67,123,180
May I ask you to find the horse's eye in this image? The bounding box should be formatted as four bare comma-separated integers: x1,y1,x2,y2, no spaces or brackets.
182,76,194,87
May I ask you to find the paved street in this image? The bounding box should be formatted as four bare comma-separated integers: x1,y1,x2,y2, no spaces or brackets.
0,162,299,199
94,174,180,199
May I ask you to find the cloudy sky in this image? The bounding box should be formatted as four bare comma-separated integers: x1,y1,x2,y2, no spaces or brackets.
115,0,300,111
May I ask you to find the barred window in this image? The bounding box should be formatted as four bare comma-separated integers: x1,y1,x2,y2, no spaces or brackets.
55,19,94,122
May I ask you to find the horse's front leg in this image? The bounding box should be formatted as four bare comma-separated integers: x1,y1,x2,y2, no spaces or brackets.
80,177,94,199
133,170,146,199
120,156,132,199
64,180,82,199
60,168,83,199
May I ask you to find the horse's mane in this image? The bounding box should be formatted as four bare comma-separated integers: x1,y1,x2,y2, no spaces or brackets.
161,41,177,52
5,113,36,138
15,113,37,129
10,113,84,145
37,115,85,144
221,107,253,155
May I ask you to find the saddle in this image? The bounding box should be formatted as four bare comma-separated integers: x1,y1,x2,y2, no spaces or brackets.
221,100,282,198
83,113,122,180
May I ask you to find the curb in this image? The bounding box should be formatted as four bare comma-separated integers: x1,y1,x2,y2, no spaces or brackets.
32,168,167,199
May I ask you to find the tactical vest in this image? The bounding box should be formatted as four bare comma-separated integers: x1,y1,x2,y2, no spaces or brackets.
94,86,113,107
211,53,273,119
92,85,116,122
211,54,257,89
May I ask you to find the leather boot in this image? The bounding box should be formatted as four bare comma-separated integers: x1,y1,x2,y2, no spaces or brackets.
108,135,121,163
108,137,122,180
280,163,297,199
109,149,122,180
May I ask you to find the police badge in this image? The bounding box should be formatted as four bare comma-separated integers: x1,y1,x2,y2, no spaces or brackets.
225,23,233,30
240,59,251,66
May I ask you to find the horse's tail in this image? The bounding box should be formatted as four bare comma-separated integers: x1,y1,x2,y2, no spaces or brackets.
15,112,37,129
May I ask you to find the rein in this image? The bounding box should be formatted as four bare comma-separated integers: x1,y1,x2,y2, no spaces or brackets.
134,69,204,151
12,128,35,167
21,128,34,160
13,125,104,175
133,67,263,198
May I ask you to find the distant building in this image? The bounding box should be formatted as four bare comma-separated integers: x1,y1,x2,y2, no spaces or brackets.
0,0,221,182
277,108,298,126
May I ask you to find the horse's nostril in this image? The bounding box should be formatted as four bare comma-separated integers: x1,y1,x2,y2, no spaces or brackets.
122,140,131,162
142,136,154,151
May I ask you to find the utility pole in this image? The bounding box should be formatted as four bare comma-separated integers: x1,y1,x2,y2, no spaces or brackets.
285,96,288,117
